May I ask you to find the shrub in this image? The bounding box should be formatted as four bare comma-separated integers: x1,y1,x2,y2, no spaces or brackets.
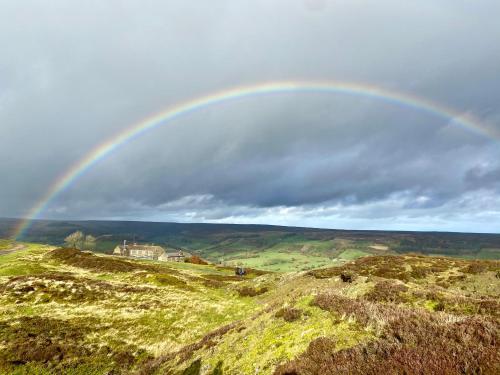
182,359,202,375
463,263,488,274
433,301,445,311
448,274,467,283
275,307,303,322
238,286,268,297
364,281,409,304
212,361,224,375
409,266,429,279
185,256,208,265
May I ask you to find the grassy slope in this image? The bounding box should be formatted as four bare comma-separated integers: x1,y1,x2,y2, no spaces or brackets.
1,243,499,374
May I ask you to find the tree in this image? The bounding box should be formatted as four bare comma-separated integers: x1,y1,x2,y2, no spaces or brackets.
83,235,96,250
64,231,84,249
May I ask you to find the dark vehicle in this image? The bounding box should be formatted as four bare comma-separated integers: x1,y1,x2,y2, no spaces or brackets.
235,267,246,276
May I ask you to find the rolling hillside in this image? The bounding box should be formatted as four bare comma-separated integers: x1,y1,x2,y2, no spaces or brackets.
0,243,498,374
1,218,499,272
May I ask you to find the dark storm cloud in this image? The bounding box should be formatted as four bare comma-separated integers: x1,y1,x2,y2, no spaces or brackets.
1,0,500,232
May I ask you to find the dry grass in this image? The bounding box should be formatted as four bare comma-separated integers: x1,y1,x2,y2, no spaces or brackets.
136,321,241,374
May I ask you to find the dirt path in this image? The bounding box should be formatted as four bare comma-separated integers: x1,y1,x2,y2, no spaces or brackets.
0,244,26,256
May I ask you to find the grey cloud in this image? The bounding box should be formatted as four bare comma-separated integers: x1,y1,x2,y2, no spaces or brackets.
465,164,500,190
1,0,500,232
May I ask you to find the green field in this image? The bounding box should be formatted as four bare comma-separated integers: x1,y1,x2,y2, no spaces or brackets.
224,249,336,272
337,249,371,260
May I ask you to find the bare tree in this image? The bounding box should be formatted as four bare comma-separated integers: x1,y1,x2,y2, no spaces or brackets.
64,231,84,249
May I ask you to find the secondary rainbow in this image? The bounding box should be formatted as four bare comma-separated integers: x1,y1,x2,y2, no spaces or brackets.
13,80,498,239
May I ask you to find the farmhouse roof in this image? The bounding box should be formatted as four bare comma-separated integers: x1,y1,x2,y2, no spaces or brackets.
118,244,164,252
166,252,184,257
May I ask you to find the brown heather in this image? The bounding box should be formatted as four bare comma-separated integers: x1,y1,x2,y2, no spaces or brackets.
237,285,269,297
308,254,499,283
275,293,499,375
48,247,162,273
364,280,409,304
0,316,148,373
185,255,209,265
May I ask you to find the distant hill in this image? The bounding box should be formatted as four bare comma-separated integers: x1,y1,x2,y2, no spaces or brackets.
1,218,499,270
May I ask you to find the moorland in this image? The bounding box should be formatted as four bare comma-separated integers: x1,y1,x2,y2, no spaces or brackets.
0,238,498,374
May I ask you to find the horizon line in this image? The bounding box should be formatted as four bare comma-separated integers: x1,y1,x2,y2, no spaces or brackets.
5,216,500,236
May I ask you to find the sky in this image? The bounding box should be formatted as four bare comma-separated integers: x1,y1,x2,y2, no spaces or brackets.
1,0,500,233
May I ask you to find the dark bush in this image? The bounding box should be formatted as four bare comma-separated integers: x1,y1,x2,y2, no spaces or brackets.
182,359,202,375
212,361,224,375
340,273,354,283
434,301,446,311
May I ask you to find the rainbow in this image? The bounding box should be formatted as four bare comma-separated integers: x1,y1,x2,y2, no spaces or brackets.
12,80,498,239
